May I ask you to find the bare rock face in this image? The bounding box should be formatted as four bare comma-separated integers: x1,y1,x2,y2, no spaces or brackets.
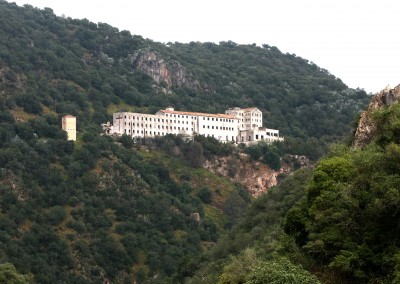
204,154,305,197
353,84,400,148
130,50,201,90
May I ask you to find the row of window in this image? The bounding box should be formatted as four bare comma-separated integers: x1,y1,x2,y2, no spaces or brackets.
165,114,197,119
124,128,192,135
125,124,193,131
124,120,192,126
202,117,235,123
202,125,235,131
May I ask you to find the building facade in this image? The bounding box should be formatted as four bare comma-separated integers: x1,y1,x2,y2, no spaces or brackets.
62,115,76,141
103,107,282,145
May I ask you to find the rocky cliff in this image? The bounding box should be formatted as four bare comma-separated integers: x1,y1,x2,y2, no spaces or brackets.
204,154,310,197
130,50,201,90
353,84,400,148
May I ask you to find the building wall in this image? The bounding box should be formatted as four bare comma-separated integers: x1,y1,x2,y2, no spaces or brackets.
62,115,76,141
106,107,281,144
225,107,262,130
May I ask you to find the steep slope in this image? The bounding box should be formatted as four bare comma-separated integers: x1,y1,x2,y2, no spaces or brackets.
0,118,253,282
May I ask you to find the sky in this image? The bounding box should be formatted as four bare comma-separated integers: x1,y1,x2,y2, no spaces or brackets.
12,0,400,94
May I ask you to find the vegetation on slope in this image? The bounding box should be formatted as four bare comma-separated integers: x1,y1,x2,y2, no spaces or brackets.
189,102,400,284
0,113,253,283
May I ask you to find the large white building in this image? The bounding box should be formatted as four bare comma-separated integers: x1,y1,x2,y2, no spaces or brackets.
102,107,282,145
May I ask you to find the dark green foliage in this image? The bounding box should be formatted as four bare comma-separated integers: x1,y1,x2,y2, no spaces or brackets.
245,142,282,170
196,187,212,204
284,104,400,283
0,126,225,282
119,133,133,148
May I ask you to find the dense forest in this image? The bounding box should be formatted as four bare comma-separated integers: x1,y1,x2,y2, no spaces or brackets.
0,1,379,283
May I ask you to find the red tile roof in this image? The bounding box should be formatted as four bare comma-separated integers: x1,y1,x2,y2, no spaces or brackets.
158,109,238,119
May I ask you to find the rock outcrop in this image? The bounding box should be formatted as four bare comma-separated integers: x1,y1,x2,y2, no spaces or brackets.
130,50,201,90
353,84,400,148
204,154,308,197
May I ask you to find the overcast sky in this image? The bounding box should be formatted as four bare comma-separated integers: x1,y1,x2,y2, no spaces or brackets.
13,0,400,94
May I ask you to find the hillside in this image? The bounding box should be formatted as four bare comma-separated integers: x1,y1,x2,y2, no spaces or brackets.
0,1,373,283
0,1,370,157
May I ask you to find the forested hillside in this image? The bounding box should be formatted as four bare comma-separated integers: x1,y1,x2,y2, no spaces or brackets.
0,1,369,157
0,1,374,283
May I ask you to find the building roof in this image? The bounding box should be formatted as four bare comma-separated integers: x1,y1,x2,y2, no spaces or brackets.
242,107,260,111
158,109,238,119
62,114,76,118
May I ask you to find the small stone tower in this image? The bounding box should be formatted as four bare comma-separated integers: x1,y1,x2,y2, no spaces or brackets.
62,115,76,141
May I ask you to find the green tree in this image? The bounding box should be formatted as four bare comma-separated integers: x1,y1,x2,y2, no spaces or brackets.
0,263,29,284
246,258,320,284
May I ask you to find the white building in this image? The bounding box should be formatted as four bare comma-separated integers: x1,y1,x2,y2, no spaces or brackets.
103,107,282,145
